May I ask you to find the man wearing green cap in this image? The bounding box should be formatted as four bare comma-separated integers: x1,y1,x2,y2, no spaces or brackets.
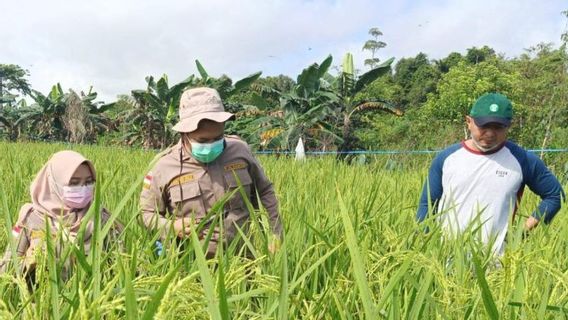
417,93,564,255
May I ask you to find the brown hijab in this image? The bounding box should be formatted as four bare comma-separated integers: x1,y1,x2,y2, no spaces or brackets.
23,151,96,233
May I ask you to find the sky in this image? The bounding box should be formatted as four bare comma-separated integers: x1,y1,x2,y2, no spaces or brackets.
1,0,567,102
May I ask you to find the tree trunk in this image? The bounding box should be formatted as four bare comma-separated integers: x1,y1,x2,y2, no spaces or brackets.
0,77,3,110
337,113,351,160
540,108,556,159
342,114,351,149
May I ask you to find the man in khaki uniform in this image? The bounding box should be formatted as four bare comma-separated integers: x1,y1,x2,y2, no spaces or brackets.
140,87,283,257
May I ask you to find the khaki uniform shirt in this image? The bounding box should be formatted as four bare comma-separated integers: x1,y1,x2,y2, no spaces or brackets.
0,204,120,279
140,136,282,252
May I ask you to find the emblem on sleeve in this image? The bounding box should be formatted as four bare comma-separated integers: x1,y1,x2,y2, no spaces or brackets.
143,174,153,190
12,225,22,238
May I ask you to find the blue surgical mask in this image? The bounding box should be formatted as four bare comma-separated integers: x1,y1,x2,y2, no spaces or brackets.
190,138,225,163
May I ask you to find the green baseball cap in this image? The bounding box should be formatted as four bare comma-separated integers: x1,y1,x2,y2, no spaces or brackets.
469,93,513,127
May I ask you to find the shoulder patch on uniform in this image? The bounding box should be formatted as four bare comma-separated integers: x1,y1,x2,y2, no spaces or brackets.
169,173,195,186
224,162,248,171
12,225,22,238
143,174,153,190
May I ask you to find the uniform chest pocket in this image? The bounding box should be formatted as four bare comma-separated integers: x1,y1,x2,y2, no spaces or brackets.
224,169,253,210
169,181,204,216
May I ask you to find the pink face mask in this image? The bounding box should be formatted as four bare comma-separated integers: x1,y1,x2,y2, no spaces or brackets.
62,184,94,209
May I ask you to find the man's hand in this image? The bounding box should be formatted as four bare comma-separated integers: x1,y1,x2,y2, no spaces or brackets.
173,218,192,238
522,216,540,240
524,216,540,231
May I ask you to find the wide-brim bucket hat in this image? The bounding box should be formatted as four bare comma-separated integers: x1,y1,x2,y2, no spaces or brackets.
172,87,235,133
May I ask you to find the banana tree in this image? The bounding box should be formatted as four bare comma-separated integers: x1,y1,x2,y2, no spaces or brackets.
193,60,262,101
122,73,195,148
80,88,115,134
16,84,68,140
65,88,114,143
0,64,31,109
0,105,24,140
254,55,341,150
334,53,403,155
188,60,264,140
122,60,261,149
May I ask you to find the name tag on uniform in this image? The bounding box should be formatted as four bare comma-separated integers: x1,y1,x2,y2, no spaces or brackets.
30,230,45,240
224,162,247,171
170,173,195,186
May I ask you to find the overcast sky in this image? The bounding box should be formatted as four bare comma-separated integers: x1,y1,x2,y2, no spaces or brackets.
1,0,567,102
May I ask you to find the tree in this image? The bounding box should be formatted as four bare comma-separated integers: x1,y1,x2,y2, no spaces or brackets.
0,64,31,108
13,84,111,142
225,75,295,143
465,46,497,64
562,10,568,48
254,55,340,150
121,73,195,148
16,84,68,140
192,60,262,101
435,52,465,73
227,75,295,111
333,53,402,155
419,60,521,141
0,105,24,140
512,43,568,150
362,27,387,69
120,60,261,149
64,88,114,143
392,53,440,110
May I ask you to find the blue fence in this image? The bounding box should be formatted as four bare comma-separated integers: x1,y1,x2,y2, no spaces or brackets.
254,148,568,155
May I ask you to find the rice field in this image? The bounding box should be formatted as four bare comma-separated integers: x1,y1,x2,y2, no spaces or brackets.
0,141,567,319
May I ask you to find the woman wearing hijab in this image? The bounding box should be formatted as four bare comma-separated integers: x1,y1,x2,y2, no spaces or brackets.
0,150,122,283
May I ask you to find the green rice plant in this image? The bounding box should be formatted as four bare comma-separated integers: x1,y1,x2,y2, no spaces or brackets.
0,141,566,319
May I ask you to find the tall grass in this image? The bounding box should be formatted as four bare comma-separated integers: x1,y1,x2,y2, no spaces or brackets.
0,141,566,319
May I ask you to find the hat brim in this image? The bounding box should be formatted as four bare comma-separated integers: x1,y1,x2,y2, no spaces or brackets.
473,116,511,127
172,111,235,133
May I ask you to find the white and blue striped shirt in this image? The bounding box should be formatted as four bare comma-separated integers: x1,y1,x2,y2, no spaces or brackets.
417,141,564,254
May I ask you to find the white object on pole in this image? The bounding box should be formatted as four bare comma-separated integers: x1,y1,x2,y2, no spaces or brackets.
295,137,305,161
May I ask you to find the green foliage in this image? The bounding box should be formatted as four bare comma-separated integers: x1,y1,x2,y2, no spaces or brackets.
420,60,521,124
0,142,567,318
227,75,295,114
362,27,387,69
254,55,340,150
511,43,568,148
392,53,441,110
121,73,194,148
0,64,31,107
118,60,261,149
333,53,401,154
0,105,24,141
0,83,112,143
16,84,70,141
193,60,262,101
3,29,568,153
465,46,497,64
435,52,465,73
